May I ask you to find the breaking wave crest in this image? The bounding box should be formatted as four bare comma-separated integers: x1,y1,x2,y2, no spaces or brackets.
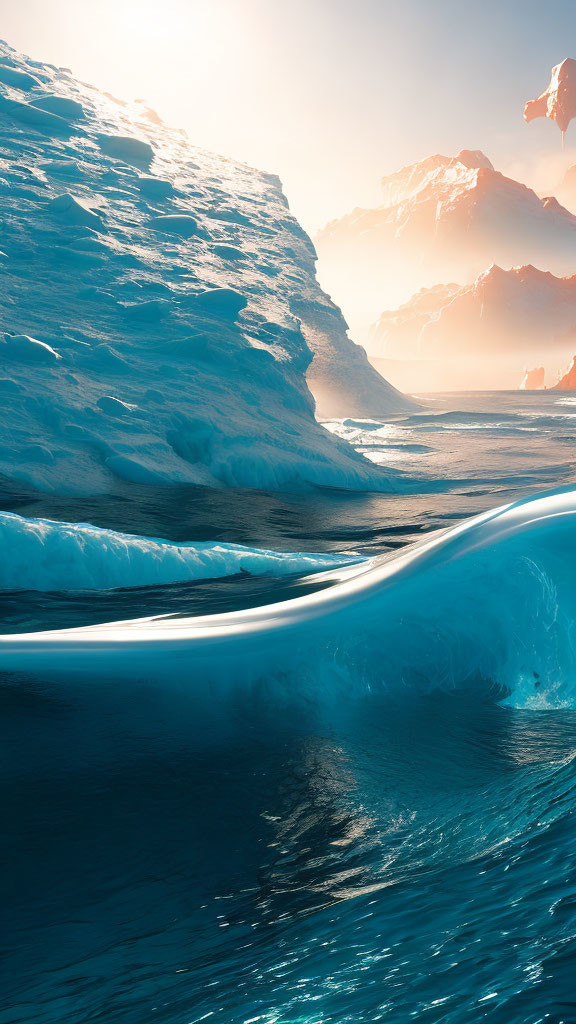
0,511,361,592
3,487,576,710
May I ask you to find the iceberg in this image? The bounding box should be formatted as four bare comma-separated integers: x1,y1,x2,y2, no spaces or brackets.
3,487,576,711
0,511,361,592
0,40,412,499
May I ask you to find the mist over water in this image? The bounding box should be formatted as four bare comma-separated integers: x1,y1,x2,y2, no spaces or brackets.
2,391,576,1023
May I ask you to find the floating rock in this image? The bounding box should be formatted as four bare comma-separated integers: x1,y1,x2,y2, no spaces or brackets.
1,333,62,364
524,58,576,139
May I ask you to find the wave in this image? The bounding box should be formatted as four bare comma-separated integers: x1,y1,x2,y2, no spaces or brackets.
3,487,576,710
0,511,361,592
401,410,576,433
402,410,523,426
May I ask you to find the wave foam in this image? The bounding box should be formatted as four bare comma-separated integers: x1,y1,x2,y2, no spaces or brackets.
3,488,576,710
0,512,361,592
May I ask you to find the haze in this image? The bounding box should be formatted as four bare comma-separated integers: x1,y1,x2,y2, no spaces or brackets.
4,0,576,234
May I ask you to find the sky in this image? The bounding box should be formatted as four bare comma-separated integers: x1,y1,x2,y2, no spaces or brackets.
3,0,576,231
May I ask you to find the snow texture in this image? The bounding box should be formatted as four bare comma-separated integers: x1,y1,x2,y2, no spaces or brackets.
0,40,412,498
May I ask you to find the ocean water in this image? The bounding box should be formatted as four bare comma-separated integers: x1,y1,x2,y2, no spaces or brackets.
2,391,576,1023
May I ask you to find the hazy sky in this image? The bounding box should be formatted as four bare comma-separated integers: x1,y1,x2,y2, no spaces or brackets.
3,0,576,230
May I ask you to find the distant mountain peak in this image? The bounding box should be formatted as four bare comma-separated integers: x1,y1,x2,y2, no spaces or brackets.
369,264,576,390
454,150,494,171
380,149,495,207
316,147,576,342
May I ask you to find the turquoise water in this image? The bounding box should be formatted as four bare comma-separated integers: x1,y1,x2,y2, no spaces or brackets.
1,392,576,1023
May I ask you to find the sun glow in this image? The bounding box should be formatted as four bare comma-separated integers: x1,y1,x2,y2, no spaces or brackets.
72,0,247,103
104,0,240,57
3,0,250,136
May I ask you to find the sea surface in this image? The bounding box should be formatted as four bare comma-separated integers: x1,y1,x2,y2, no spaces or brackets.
1,391,576,1023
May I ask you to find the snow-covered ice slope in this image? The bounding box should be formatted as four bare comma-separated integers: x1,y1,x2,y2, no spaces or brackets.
0,511,361,592
0,41,412,497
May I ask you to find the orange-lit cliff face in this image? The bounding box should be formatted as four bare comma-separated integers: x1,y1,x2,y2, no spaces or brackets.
554,355,576,389
520,366,545,391
315,150,576,391
369,266,576,392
